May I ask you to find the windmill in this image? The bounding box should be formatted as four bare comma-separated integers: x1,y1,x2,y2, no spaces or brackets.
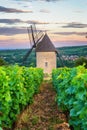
22,25,64,73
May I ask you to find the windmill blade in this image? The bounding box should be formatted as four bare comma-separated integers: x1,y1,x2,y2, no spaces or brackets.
30,25,36,47
30,24,44,46
56,50,64,67
34,31,44,46
22,46,34,65
27,27,33,47
35,33,44,45
37,31,44,39
22,24,45,65
33,24,38,42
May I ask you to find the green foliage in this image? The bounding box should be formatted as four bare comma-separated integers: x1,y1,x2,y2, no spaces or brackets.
0,49,36,67
52,65,87,129
57,45,87,56
75,56,87,68
0,65,43,129
0,57,7,66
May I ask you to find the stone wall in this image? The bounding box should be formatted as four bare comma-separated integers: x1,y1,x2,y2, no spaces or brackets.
36,52,56,74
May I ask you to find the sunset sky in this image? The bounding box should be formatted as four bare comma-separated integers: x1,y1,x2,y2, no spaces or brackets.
0,0,87,49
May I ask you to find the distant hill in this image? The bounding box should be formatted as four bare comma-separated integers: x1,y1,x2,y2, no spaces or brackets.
57,45,87,56
0,45,87,67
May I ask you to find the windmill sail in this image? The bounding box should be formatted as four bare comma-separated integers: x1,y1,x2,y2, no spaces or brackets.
27,27,33,47
35,32,44,45
30,25,36,46
22,46,34,65
22,24,44,65
31,25,44,46
22,26,35,65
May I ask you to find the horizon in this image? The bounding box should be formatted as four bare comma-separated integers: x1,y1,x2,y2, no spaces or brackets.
0,0,87,49
0,44,87,51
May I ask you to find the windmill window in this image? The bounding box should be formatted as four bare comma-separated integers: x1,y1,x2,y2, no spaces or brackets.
45,62,48,67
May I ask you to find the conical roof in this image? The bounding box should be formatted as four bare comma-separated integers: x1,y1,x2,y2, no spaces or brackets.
36,34,56,52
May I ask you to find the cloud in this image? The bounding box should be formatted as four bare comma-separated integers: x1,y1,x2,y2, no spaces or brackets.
0,19,24,24
40,9,50,13
0,27,27,35
62,22,87,28
0,18,50,25
53,31,87,36
0,26,48,36
26,20,50,24
0,6,33,13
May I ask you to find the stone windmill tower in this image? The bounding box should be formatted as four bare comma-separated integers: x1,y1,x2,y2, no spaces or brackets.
22,25,63,74
36,34,56,74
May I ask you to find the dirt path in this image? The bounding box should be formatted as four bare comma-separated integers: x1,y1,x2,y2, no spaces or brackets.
14,81,70,130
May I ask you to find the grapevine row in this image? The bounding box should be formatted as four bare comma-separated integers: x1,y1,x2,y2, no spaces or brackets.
0,65,43,129
52,65,87,130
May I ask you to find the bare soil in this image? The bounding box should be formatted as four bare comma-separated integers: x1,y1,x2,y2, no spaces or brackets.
14,81,70,130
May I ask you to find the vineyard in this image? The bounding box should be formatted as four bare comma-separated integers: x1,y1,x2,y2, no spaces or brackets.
0,65,43,129
52,65,87,130
0,65,87,130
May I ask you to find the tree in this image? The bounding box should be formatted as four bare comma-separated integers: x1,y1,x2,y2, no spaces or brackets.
0,57,7,66
75,56,87,68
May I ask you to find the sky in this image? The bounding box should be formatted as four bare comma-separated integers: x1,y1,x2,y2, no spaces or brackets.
0,0,87,49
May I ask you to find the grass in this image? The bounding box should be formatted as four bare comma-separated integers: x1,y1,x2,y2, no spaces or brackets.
31,115,39,125
49,117,64,124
